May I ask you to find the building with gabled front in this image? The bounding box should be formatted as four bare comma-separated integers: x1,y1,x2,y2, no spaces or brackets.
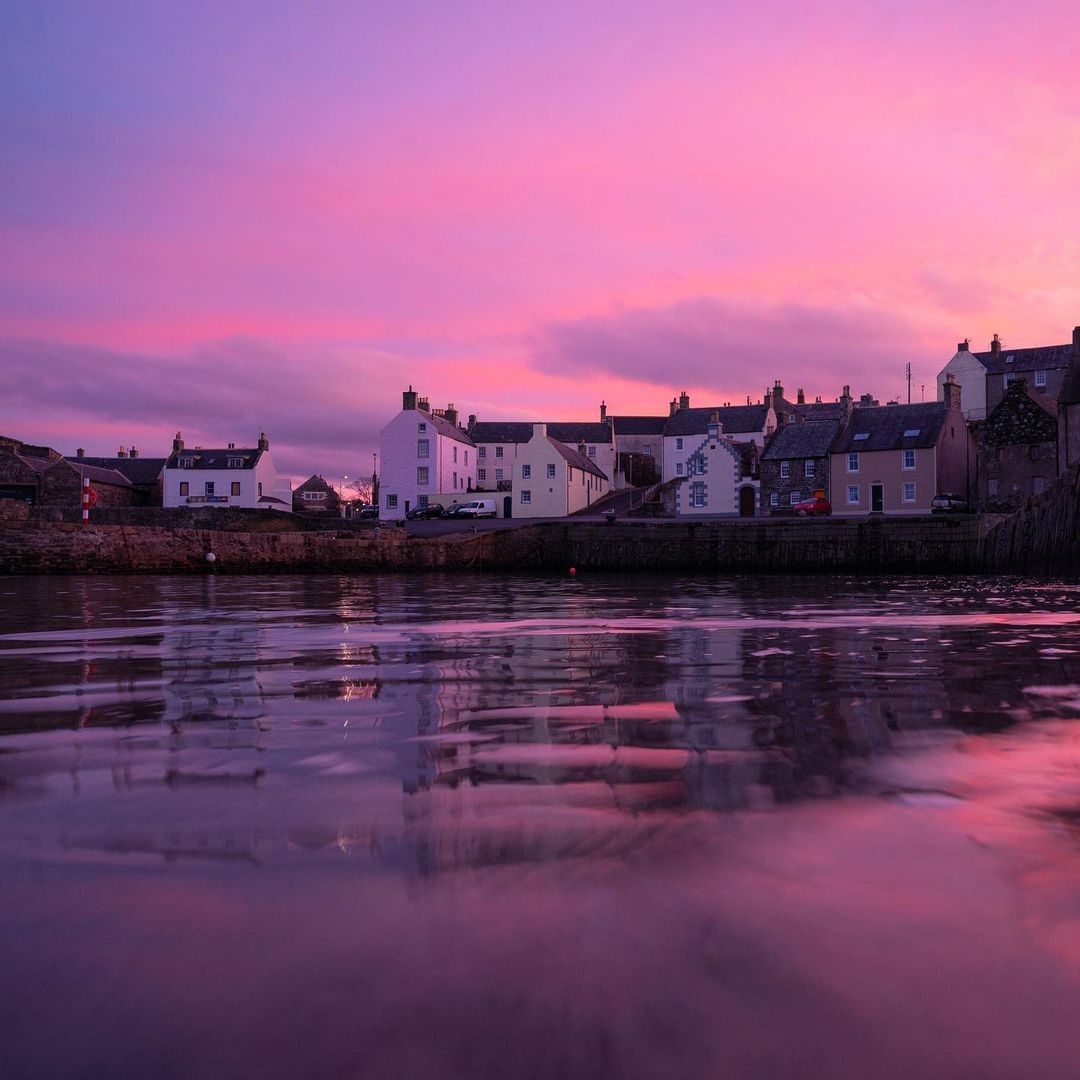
830,377,972,515
760,418,845,513
70,447,165,505
662,392,776,484
672,412,760,517
512,424,609,517
977,378,1059,511
293,474,341,515
162,432,292,511
610,408,665,487
379,388,476,517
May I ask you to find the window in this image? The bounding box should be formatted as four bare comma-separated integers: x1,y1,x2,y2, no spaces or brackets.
179,481,189,496
520,489,531,504
177,456,193,468
205,482,215,496
1034,477,1046,494
690,482,705,508
1030,445,1040,462
522,464,531,479
546,463,556,478
847,453,859,472
1035,369,1047,387
675,438,684,450
418,495,428,508
301,491,325,501
790,491,802,506
804,460,815,478
231,481,241,496
676,463,684,476
417,466,429,485
769,492,779,507
258,482,263,496
452,446,458,464
477,468,486,482
1004,373,1018,389
903,482,916,502
853,432,869,441
780,461,790,479
418,422,426,432
387,494,398,509
643,445,652,455
587,446,596,459
903,449,916,469
902,428,921,438
847,484,859,504
464,450,468,466
988,479,999,497
453,471,458,489
417,439,429,458
495,468,504,481
227,456,243,469
495,446,504,458
478,446,486,459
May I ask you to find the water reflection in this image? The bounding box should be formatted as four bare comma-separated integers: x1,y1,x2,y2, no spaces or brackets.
2,575,1080,1078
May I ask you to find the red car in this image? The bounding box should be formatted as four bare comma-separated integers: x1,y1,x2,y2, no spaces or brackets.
794,496,831,517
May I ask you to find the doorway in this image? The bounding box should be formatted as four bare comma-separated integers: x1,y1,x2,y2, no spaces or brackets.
503,495,512,519
739,486,756,517
870,484,884,513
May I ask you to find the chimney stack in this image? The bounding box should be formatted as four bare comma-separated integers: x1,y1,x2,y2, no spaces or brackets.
172,431,184,454
669,398,679,416
444,403,458,427
258,432,270,451
679,390,690,410
599,401,607,422
532,423,547,440
417,396,430,413
578,440,587,457
797,388,805,405
402,386,418,411
991,334,1001,357
117,446,127,458
1073,325,1080,351
467,414,476,430
130,446,138,458
957,339,969,352
840,385,854,420
76,448,85,458
942,373,962,412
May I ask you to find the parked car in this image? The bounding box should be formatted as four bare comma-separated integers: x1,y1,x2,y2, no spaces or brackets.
440,502,468,518
358,506,379,520
405,502,444,520
454,498,497,519
931,493,967,514
794,496,832,517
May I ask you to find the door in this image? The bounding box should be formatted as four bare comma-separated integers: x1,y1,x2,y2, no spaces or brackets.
739,486,756,517
870,484,884,513
503,495,512,519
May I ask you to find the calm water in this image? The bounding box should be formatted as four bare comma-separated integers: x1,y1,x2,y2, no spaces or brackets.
2,573,1080,1079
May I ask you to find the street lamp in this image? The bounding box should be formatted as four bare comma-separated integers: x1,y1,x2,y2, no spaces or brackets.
372,452,378,508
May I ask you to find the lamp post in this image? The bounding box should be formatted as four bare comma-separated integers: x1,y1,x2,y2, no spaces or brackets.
372,452,378,509
340,474,348,517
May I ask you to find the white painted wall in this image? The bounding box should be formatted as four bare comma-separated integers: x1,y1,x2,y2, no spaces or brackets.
380,408,476,516
674,429,753,517
937,349,987,420
513,425,609,517
162,452,292,511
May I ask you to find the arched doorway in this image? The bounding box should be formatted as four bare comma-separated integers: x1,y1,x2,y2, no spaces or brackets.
503,495,512,519
739,486,756,517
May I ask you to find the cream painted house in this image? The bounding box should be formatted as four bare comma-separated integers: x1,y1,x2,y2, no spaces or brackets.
673,414,759,517
513,424,609,517
162,432,292,511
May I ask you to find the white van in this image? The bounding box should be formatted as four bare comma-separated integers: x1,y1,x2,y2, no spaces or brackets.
455,498,497,519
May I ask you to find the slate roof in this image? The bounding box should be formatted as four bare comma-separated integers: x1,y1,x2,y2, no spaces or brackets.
49,460,133,486
832,403,949,454
793,401,847,421
547,437,607,479
973,343,1075,376
664,404,769,437
164,448,264,470
72,456,166,486
611,415,667,436
424,411,475,445
470,421,613,445
1060,356,1080,405
761,419,843,461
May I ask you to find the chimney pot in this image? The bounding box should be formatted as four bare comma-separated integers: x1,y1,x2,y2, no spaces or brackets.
1073,325,1080,350
76,447,84,458
258,431,269,451
991,334,1001,356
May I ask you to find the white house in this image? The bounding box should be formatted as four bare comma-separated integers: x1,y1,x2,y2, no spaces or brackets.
663,395,776,483
673,414,759,517
380,388,476,517
513,424,609,517
936,340,989,420
162,432,292,511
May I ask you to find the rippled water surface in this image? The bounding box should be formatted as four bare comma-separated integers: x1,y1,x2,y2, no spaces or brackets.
2,573,1080,1079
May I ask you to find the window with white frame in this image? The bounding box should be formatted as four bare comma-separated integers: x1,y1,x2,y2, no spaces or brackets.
418,422,427,433
417,466,429,485
804,460,815,478
643,445,652,455
478,445,486,459
495,468,504,482
387,494,398,508
1035,369,1047,387
675,438,684,450
478,468,486,481
227,457,243,469
587,446,596,459
302,491,326,501
902,482,916,502
417,439,429,458
789,491,801,505
452,446,458,464
1004,373,1018,389
903,449,916,469
769,492,778,507
495,446,504,458
780,461,790,479
205,482,215,496
546,463,556,478
177,456,193,468
522,464,531,479
690,482,705,508
847,452,859,472
418,495,428,508
676,463,684,476
847,484,859,504
520,489,531,504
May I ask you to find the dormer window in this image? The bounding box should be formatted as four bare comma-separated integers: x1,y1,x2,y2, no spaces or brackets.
177,456,194,468
227,457,243,469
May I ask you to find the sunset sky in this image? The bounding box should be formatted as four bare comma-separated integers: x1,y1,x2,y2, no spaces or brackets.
3,0,1079,479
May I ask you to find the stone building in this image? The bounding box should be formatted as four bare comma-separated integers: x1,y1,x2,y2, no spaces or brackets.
760,418,843,512
977,378,1059,511
71,447,166,506
1058,336,1080,474
293,474,341,514
38,459,135,507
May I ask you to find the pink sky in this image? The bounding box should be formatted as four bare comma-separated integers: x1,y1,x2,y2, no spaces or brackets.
3,1,1079,478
